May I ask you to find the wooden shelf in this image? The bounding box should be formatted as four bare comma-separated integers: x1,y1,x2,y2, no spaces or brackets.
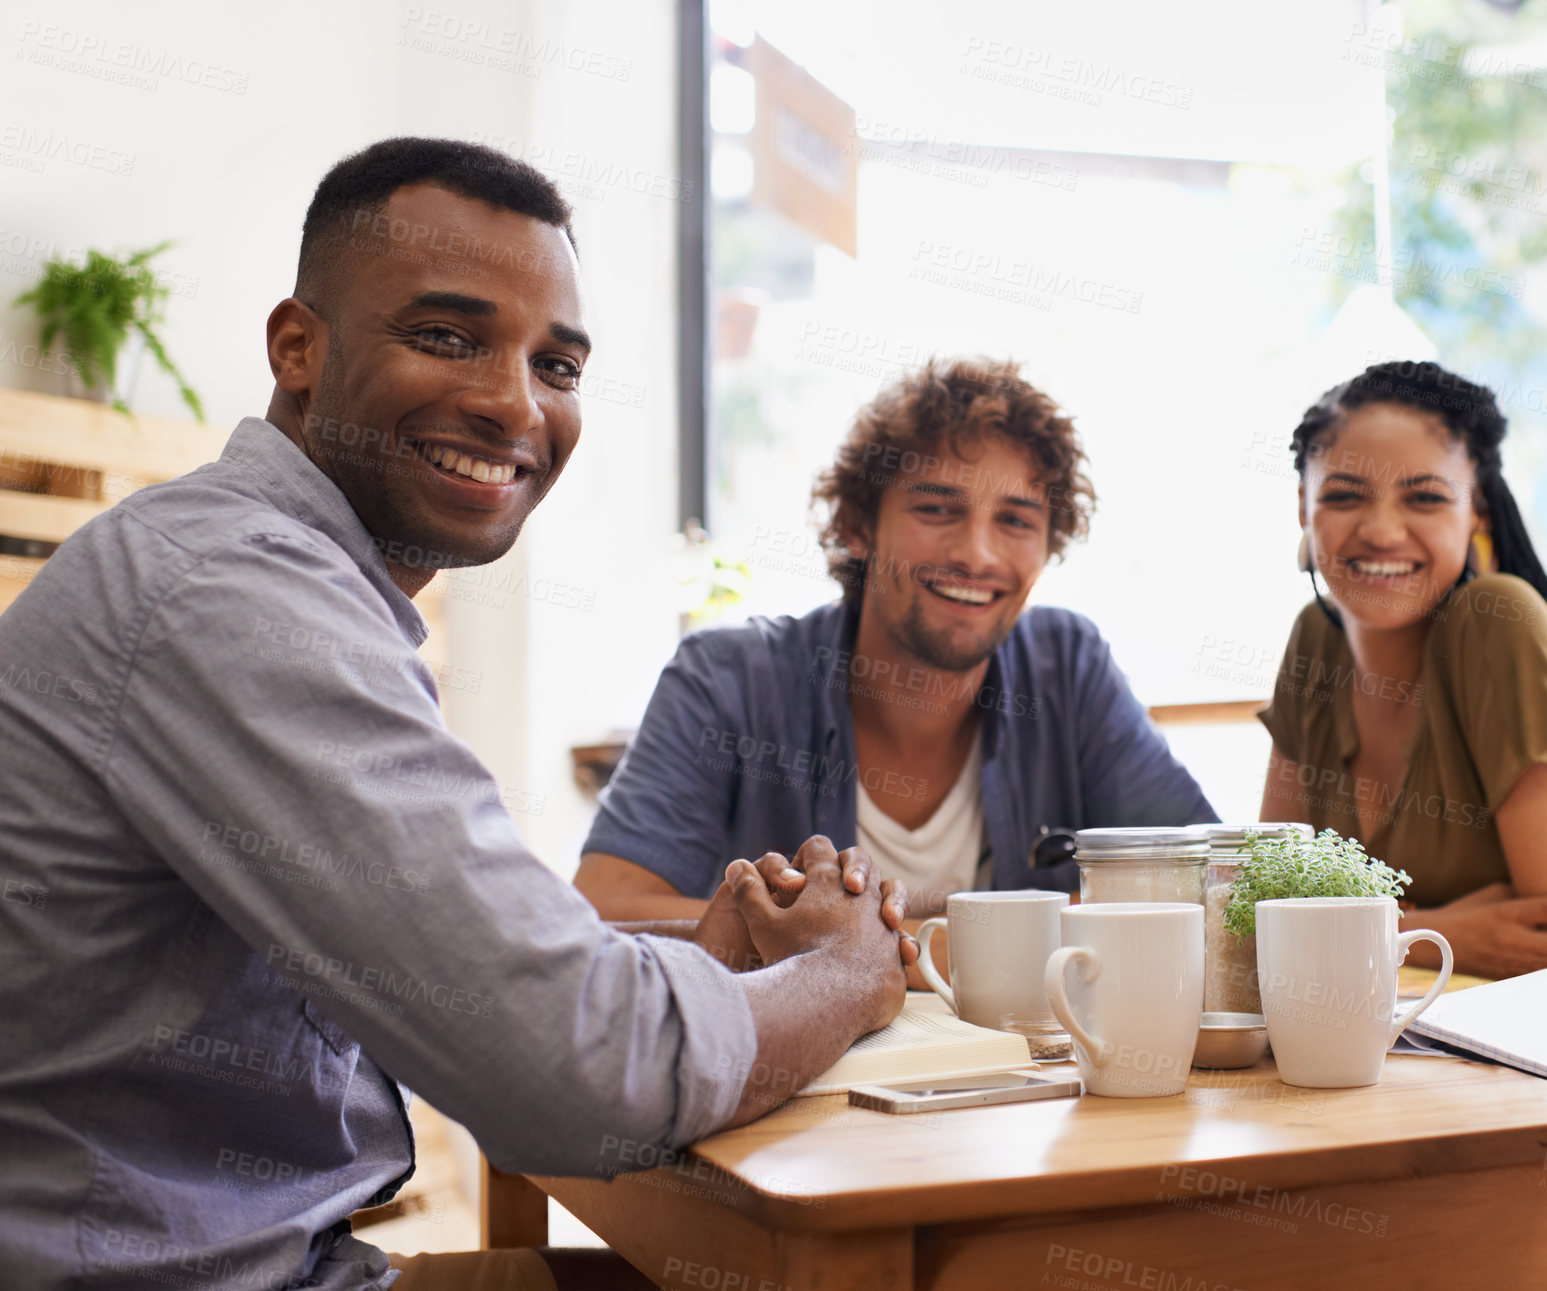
0,387,215,550
0,386,212,480
0,492,113,545
0,390,455,703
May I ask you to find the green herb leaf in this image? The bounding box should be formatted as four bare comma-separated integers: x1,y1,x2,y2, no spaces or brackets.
1222,829,1412,937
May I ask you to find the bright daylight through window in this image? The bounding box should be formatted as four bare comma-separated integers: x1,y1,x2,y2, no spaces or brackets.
698,0,1547,817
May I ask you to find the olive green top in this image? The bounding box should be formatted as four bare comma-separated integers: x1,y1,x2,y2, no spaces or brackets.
1258,572,1547,906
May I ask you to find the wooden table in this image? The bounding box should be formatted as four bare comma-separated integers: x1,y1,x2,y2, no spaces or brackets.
504,1024,1547,1291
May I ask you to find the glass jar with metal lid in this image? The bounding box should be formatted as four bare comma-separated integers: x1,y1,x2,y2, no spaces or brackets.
1204,823,1315,858
1075,826,1210,905
1203,822,1315,1013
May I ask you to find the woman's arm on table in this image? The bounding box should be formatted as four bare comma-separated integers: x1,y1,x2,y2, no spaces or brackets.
1398,882,1547,979
1402,760,1547,978
1491,761,1547,897
1255,748,1547,977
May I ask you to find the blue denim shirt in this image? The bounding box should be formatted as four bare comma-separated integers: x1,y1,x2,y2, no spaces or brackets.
0,419,756,1290
584,601,1217,899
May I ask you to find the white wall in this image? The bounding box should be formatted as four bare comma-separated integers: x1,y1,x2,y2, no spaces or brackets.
1,0,684,874
430,1,688,871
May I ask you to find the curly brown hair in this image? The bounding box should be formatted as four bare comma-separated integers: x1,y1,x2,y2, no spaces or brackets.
812,357,1095,603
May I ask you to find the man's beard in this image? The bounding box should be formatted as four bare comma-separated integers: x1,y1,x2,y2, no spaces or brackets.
302,347,531,572
884,597,1013,674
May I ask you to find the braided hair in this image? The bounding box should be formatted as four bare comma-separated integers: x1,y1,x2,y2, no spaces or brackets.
1291,361,1547,616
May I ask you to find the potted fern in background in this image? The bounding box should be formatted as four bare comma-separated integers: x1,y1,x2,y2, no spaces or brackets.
13,243,204,420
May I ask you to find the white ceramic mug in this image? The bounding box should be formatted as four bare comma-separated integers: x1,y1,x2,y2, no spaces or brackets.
1255,896,1453,1089
916,891,1069,1037
1044,902,1204,1097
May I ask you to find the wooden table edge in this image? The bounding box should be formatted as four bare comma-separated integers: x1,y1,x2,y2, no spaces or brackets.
527,1114,1545,1235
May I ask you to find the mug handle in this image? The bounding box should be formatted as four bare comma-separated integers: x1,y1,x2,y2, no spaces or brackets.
1044,946,1109,1067
1388,929,1454,1046
915,917,954,1012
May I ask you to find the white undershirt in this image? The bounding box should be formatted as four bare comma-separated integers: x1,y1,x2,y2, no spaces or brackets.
855,738,989,918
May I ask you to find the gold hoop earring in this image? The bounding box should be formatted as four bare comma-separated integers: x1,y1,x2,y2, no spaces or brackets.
1470,530,1494,575
1297,533,1313,573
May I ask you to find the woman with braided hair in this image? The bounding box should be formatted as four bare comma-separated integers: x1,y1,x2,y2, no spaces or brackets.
1259,360,1547,978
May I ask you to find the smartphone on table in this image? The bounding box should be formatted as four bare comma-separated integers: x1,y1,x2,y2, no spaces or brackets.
848,1069,1082,1114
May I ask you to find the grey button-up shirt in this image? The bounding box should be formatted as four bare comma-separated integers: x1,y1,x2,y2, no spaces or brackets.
0,418,757,1290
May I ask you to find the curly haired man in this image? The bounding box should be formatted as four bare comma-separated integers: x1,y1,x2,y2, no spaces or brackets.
578,357,1216,957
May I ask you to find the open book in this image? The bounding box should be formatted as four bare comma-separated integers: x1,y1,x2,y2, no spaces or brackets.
796,992,1038,1096
1407,968,1547,1080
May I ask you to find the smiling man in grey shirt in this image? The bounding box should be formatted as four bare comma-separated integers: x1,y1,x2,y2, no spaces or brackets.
0,139,911,1291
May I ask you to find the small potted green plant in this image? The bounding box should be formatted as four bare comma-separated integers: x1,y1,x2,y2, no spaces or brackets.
13,243,204,419
1214,830,1411,1013
1224,830,1411,937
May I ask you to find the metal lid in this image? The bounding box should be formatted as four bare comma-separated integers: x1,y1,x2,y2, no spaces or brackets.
1074,826,1210,862
1205,823,1315,849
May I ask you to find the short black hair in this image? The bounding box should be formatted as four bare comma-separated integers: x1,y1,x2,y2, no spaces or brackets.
295,136,575,304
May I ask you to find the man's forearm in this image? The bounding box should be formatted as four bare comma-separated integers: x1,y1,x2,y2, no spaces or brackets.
573,852,710,924
724,950,898,1127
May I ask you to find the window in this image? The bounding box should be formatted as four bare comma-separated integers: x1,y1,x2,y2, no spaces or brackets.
696,0,1547,815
